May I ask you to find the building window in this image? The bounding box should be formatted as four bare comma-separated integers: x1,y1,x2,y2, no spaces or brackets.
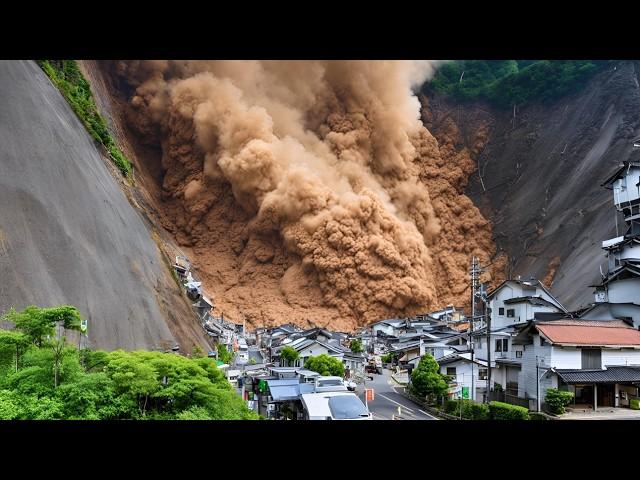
499,307,504,315
506,309,515,318
581,348,602,369
478,368,488,380
515,350,523,358
446,367,456,377
495,339,508,352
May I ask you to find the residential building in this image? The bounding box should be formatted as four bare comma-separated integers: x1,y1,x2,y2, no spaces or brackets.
513,319,640,410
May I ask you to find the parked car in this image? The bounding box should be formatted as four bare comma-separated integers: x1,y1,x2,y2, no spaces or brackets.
314,376,348,392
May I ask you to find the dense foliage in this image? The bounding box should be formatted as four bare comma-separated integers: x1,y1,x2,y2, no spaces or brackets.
444,399,490,420
280,346,300,366
303,354,345,377
381,352,398,364
488,401,530,420
0,305,256,420
217,344,235,365
37,60,133,178
545,388,574,414
349,338,363,353
428,60,613,108
409,354,449,399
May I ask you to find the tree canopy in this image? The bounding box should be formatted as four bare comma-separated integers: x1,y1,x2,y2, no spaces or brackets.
410,354,449,399
427,60,613,108
349,338,363,353
303,354,345,377
280,346,300,366
0,305,257,420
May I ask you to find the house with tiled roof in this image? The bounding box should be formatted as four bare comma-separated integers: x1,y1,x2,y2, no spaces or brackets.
512,319,640,411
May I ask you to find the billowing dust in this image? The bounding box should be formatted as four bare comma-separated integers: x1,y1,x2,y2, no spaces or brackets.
111,61,504,330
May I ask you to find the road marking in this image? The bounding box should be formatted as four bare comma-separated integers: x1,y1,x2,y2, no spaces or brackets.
419,409,431,416
378,393,415,413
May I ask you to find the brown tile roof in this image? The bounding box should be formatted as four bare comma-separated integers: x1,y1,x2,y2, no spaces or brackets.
536,320,640,346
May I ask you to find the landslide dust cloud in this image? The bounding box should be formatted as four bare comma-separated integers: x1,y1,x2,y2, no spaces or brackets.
112,60,503,330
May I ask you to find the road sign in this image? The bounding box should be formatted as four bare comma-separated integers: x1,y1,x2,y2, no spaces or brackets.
462,386,469,399
365,388,375,402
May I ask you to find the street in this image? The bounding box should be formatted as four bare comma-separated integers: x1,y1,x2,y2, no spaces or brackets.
355,369,437,420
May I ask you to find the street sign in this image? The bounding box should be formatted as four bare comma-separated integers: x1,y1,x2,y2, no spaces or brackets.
462,386,469,399
365,388,375,402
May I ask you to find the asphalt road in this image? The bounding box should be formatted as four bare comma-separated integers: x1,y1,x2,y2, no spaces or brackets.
356,369,437,420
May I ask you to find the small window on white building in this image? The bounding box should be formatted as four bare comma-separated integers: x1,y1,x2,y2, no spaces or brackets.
478,368,488,380
495,339,508,352
506,309,515,318
515,350,523,358
499,308,505,315
446,367,457,377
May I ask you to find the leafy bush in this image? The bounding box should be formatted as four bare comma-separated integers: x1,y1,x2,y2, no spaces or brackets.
381,352,397,364
529,412,550,420
469,402,490,420
37,60,133,178
443,399,489,419
349,338,363,353
488,401,530,420
545,388,574,414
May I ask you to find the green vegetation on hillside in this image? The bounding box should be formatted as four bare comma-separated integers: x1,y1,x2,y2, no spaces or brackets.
0,305,257,420
428,60,613,108
37,60,133,178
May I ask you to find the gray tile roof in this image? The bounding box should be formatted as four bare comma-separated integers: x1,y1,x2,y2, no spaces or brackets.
555,366,640,384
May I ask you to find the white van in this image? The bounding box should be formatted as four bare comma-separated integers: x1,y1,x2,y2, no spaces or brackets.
300,392,372,420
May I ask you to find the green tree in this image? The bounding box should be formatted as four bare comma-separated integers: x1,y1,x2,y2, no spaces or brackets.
217,344,234,365
280,346,300,366
192,345,205,358
0,330,30,373
410,354,449,400
349,338,363,353
104,351,159,418
2,305,82,347
304,354,345,377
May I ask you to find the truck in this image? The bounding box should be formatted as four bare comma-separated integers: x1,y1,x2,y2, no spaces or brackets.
365,356,383,375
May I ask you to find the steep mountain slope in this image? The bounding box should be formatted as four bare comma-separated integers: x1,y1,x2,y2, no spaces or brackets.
0,60,208,351
423,61,640,309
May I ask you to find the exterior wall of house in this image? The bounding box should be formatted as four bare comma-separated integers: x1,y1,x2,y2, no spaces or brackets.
602,349,640,366
550,347,582,369
440,361,488,402
519,335,551,400
489,281,564,329
298,344,331,367
608,278,640,304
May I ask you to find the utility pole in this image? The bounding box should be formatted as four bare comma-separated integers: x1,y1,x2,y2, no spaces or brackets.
485,285,491,403
470,257,479,402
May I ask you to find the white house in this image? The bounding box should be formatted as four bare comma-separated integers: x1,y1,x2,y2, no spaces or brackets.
438,353,489,401
512,319,640,410
485,279,566,330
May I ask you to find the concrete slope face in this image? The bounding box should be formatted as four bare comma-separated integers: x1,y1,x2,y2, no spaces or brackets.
0,60,176,350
